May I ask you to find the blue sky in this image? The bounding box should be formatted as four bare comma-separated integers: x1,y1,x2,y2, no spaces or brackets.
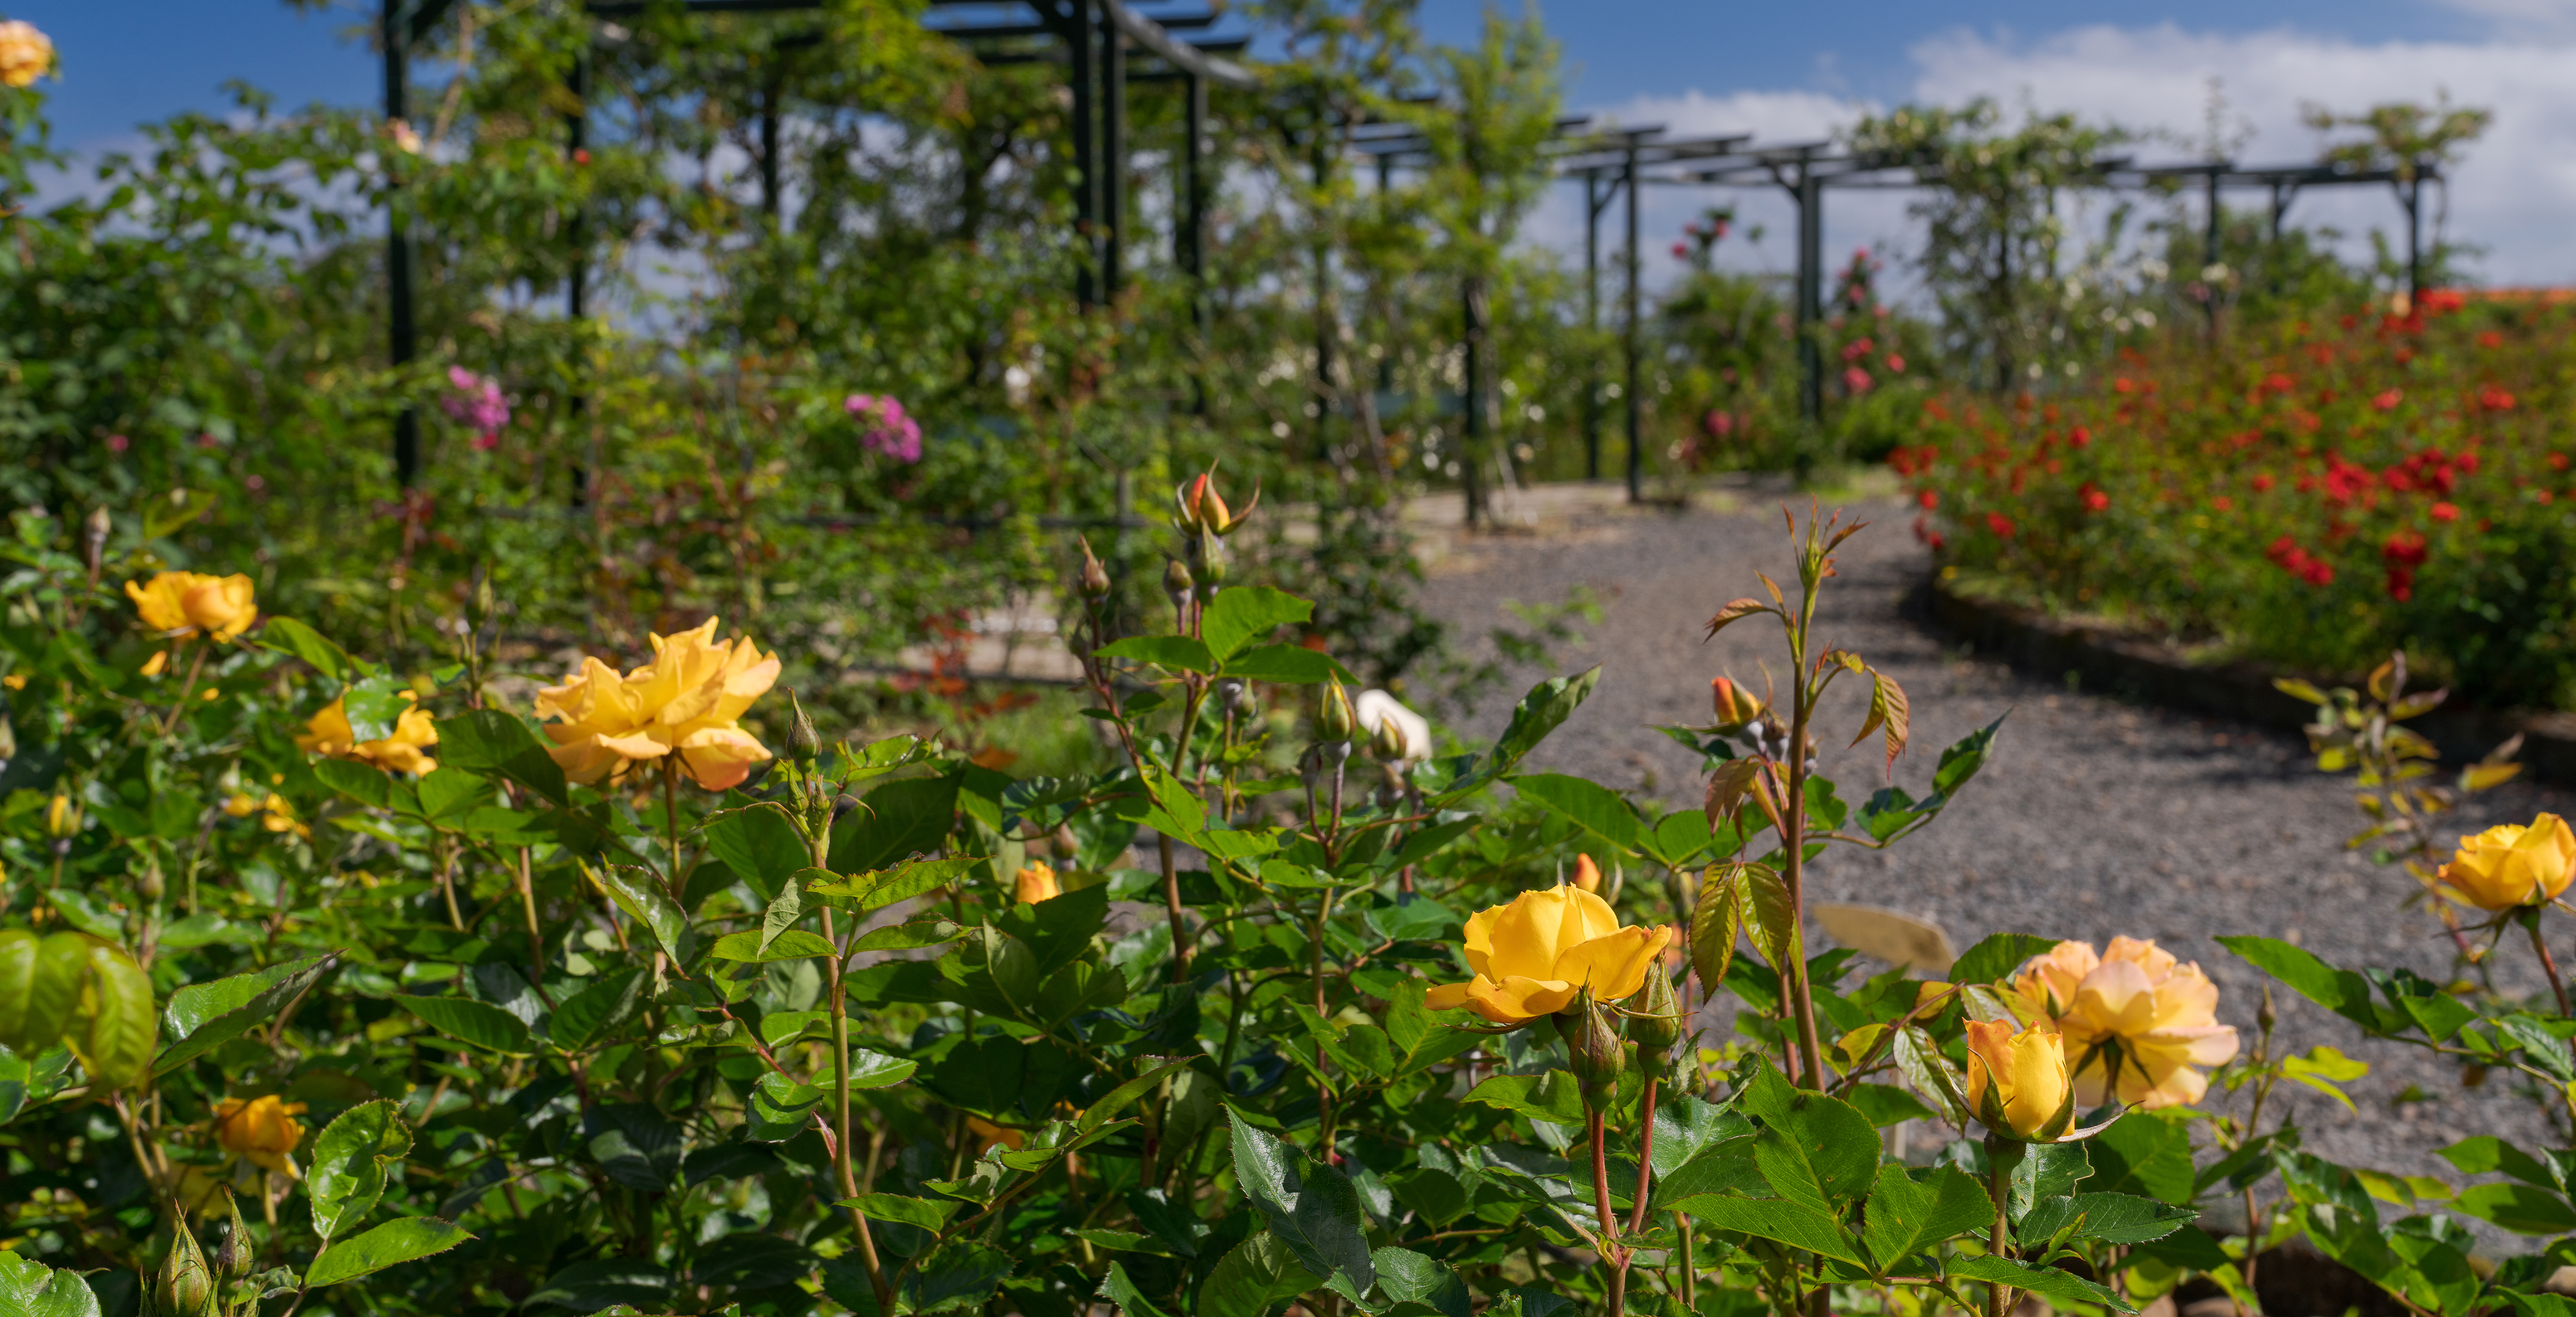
15,0,2576,282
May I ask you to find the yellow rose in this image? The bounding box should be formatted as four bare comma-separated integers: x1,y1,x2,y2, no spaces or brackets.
1424,884,1674,1026
0,21,54,90
124,571,258,641
213,1095,307,1178
2437,814,2576,913
2008,937,2240,1110
533,618,779,791
295,692,440,775
1964,1018,2073,1140
1016,861,1061,905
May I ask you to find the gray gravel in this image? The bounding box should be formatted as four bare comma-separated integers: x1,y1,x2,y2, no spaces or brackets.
1412,490,2572,1202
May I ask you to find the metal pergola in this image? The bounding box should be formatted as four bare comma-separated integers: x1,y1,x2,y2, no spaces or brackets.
377,0,1253,488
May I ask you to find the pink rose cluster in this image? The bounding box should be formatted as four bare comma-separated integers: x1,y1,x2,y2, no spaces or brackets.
442,367,510,451
846,393,922,463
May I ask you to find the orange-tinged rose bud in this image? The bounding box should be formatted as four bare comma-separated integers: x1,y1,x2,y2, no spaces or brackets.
1964,1018,2072,1140
1016,861,1061,905
1711,676,1764,729
213,1095,309,1179
1572,854,1603,892
2437,813,2576,912
1424,884,1676,1027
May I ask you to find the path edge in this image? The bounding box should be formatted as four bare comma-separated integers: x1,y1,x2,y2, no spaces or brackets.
1924,574,2576,788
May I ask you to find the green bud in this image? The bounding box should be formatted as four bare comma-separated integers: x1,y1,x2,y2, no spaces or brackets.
1197,529,1227,587
1564,991,1625,1114
1163,558,1194,598
1369,710,1409,762
786,688,821,765
1077,537,1113,601
1316,677,1355,744
206,1187,254,1282
154,1212,217,1317
1630,966,1683,1079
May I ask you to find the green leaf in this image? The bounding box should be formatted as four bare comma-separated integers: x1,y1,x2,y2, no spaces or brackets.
308,1100,410,1242
2216,935,2393,1032
1202,586,1314,662
2010,1142,2091,1221
1949,1255,2132,1313
808,856,979,916
2086,1114,2197,1206
1753,1089,1880,1212
1860,1163,1992,1269
1222,643,1356,685
1198,1233,1322,1317
1487,667,1599,781
1371,1246,1470,1317
1652,809,1715,868
256,616,359,681
434,710,568,807
158,955,334,1076
549,968,646,1051
2439,1135,2558,1189
303,1217,474,1289
1845,1083,1935,1129
700,802,809,900
1097,635,1215,674
1097,1260,1171,1317
338,674,413,744
1510,773,1642,854
413,768,489,820
314,758,393,810
1930,713,2008,800
2018,1192,2196,1245
1465,1070,1588,1126
396,996,531,1054
593,865,688,961
1226,1110,1375,1296
830,773,960,876
2455,1183,2576,1235
708,929,838,962
1079,1056,1198,1135
837,1193,963,1232
0,1251,103,1317
851,917,964,952
1651,1137,1765,1210
1676,1193,1866,1266
1948,933,2056,987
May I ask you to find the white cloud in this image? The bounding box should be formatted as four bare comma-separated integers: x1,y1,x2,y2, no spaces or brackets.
1558,24,2576,289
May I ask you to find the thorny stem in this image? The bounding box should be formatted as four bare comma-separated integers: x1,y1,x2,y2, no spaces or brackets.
1627,1076,1660,1235
1985,1136,2016,1317
2528,911,2572,1018
1588,1110,1625,1317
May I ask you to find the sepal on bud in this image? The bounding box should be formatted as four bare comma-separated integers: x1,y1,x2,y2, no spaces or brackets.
785,689,821,765
1316,676,1356,744
1076,537,1113,601
1629,967,1683,1080
1565,990,1626,1114
154,1210,219,1317
1173,469,1258,537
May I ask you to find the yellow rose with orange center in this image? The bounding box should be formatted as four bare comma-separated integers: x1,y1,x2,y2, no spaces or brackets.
125,571,258,642
1016,861,1061,905
533,617,780,791
2436,814,2576,913
1424,884,1673,1025
2008,937,2240,1110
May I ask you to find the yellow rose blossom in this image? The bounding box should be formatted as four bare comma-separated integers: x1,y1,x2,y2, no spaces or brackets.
2435,814,2576,913
1016,861,1061,905
124,571,258,642
1964,1018,2074,1140
222,793,261,818
140,651,168,677
213,1095,307,1178
2008,937,2240,1110
1,673,22,690
0,21,53,89
295,692,439,775
1425,884,1674,1026
534,618,780,791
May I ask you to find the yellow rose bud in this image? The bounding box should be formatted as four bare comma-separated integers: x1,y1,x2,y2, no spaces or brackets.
1424,884,1676,1027
212,1095,308,1179
1015,861,1061,905
1571,854,1603,893
44,793,75,839
1964,1018,2073,1141
2008,937,2239,1110
2436,814,2576,912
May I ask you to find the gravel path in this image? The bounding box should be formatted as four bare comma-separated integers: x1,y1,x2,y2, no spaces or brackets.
1412,489,2572,1201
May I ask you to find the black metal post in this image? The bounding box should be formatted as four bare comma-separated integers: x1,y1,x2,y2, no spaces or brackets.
1794,158,1822,424
1100,12,1125,300
2203,165,2221,332
2404,163,2424,303
1622,143,1642,504
384,0,420,490
1067,0,1097,305
759,80,782,223
1583,171,1600,481
1462,277,1486,527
